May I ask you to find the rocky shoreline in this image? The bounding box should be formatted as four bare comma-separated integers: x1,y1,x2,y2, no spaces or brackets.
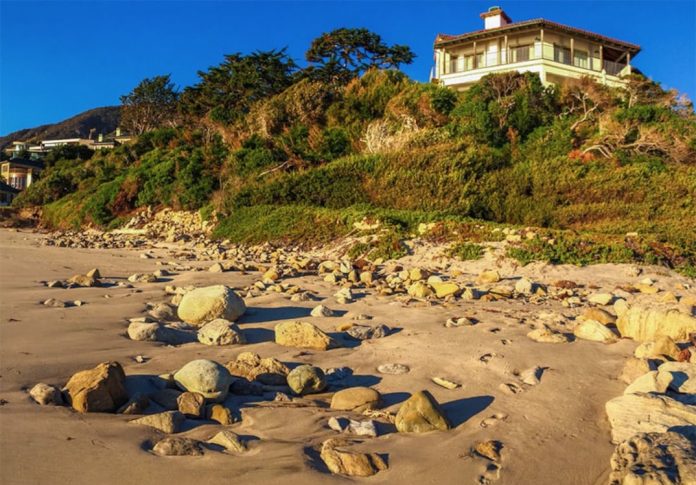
2,209,696,484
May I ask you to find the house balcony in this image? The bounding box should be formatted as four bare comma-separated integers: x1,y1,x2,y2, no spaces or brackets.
437,41,631,89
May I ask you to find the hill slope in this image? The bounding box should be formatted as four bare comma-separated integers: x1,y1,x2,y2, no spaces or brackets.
0,106,121,150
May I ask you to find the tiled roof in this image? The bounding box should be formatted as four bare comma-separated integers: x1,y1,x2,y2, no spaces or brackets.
435,18,640,54
2,158,45,170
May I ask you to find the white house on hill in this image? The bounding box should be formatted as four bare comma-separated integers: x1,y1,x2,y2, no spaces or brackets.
433,6,641,90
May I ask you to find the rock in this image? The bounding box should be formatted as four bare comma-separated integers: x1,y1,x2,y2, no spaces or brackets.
330,387,382,412
43,298,67,308
197,319,246,346
580,307,616,325
658,362,696,394
127,320,160,341
128,273,157,283
617,306,696,342
445,317,475,328
177,285,246,326
527,326,570,343
177,392,205,418
262,267,280,282
286,365,326,395
148,303,177,322
634,336,681,360
274,321,337,351
86,268,101,279
515,278,534,295
117,393,149,415
377,363,410,375
635,283,660,294
68,274,98,287
47,280,63,288
574,319,617,343
614,299,630,318
605,393,696,443
609,432,696,485
520,367,544,386
311,304,334,317
225,352,288,386
206,403,235,425
208,262,224,273
624,371,672,395
63,361,128,413
432,377,460,390
473,440,503,462
347,419,377,437
345,324,390,341
152,437,203,456
620,358,657,385
207,430,245,453
149,389,183,410
173,360,232,402
131,411,185,434
29,383,64,406
430,281,459,299
319,439,387,477
588,293,614,305
407,281,433,298
477,270,501,284
395,390,451,433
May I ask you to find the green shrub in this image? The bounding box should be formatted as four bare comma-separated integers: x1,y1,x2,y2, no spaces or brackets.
448,242,484,260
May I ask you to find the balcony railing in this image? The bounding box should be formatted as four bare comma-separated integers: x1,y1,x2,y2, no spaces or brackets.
444,41,629,78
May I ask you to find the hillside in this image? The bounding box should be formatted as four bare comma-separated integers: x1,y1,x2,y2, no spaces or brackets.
12,67,696,276
0,106,121,150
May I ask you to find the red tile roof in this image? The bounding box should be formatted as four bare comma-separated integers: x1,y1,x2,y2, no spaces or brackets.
435,18,640,55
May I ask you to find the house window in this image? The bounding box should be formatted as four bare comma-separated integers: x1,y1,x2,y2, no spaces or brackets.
464,55,474,71
476,52,485,68
574,50,589,69
510,45,531,63
553,45,571,65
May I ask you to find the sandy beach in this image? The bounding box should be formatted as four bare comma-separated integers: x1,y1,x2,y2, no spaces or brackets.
1,227,693,485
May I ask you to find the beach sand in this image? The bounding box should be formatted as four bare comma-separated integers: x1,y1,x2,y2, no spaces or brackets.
2,227,689,485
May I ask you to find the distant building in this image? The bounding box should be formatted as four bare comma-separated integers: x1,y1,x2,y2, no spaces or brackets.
3,127,133,157
0,181,20,206
433,6,640,90
0,158,44,191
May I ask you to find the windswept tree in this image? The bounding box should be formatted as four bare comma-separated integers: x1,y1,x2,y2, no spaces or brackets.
120,75,179,135
178,49,298,124
305,28,415,84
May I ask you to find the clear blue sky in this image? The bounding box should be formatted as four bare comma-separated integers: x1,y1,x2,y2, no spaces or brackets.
1,0,695,135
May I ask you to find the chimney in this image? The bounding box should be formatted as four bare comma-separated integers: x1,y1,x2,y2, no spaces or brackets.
116,127,121,137
98,133,104,142
481,6,512,30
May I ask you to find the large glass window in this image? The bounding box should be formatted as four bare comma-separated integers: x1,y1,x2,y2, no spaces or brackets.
574,50,589,69
554,45,571,65
511,45,531,62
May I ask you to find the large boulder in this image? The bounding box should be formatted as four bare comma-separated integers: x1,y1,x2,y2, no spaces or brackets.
395,390,451,433
63,362,128,413
275,321,337,351
634,336,681,361
225,352,289,386
605,393,696,443
286,365,326,395
657,362,696,394
197,319,246,346
29,383,64,406
173,360,232,402
152,437,203,456
609,432,696,485
131,411,185,434
573,319,617,343
319,439,387,477
177,285,246,326
617,306,696,342
330,387,382,412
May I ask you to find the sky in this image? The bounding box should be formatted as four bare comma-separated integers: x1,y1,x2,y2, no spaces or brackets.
1,0,695,135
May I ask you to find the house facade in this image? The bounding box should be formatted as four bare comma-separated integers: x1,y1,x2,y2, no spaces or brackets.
433,7,640,90
0,158,44,191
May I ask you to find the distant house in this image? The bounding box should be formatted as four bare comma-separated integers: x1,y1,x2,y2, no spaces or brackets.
0,181,20,206
433,6,641,90
0,158,45,191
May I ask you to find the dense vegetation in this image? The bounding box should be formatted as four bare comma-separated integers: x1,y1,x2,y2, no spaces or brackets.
12,29,696,275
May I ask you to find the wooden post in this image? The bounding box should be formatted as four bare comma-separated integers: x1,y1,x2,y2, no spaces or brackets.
599,45,604,71
626,52,632,74
540,29,544,59
570,37,575,66
504,35,508,64
473,41,477,68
